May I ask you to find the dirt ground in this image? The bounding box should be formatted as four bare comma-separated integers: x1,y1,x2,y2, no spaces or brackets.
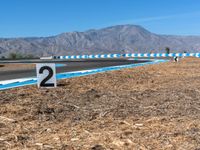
0,64,34,72
1,57,200,150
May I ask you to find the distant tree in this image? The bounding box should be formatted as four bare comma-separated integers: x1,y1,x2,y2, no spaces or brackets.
134,48,139,53
150,49,155,54
8,52,23,59
121,49,126,53
26,54,35,59
8,53,17,59
165,47,170,54
8,52,37,59
1,56,5,59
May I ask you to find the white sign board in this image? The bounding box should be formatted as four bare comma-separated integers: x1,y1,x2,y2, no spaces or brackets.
36,63,57,88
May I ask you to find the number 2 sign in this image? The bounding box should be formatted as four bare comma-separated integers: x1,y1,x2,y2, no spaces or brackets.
36,64,57,88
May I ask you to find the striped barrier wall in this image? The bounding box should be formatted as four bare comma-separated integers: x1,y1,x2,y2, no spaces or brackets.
56,53,200,59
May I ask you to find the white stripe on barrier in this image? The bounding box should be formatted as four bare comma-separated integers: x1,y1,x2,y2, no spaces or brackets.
156,53,160,57
100,55,105,58
94,55,98,58
107,54,111,58
189,53,195,56
124,54,128,57
81,55,87,59
161,53,166,57
113,54,118,58
150,53,154,57
168,53,173,57
76,55,81,59
130,54,135,57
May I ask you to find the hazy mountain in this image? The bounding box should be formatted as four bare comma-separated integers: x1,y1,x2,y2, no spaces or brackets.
0,25,200,57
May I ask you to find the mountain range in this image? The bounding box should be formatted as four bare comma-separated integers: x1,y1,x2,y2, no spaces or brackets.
1,25,200,57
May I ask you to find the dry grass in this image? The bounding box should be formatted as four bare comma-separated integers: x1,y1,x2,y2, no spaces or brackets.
1,57,200,149
0,64,34,71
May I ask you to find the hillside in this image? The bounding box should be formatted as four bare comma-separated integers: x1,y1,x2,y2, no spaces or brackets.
1,25,200,57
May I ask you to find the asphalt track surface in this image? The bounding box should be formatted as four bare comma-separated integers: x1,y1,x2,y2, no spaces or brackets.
0,59,151,81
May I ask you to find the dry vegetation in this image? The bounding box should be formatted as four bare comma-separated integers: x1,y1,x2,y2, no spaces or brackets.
1,58,200,149
0,64,34,72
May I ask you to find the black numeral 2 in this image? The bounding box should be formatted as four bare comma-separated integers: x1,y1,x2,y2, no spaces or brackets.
39,66,54,87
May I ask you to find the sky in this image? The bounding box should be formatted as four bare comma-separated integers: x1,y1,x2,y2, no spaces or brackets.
0,0,200,37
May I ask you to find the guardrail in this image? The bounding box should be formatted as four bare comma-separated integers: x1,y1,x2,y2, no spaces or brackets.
55,53,200,59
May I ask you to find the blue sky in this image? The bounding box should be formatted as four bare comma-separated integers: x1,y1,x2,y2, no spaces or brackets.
0,0,200,37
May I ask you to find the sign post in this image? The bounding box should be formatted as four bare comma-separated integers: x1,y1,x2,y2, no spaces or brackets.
36,63,57,88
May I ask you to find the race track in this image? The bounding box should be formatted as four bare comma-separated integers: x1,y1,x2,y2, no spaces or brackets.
0,59,150,81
